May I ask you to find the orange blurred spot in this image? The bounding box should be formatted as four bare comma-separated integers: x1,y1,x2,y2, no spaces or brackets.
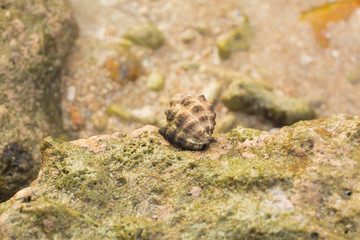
300,0,360,47
70,106,85,130
105,29,116,36
104,56,120,80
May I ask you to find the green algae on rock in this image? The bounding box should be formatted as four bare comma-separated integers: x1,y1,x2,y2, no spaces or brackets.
222,78,316,126
123,23,165,49
199,65,316,127
216,15,253,59
1,114,360,239
0,0,78,202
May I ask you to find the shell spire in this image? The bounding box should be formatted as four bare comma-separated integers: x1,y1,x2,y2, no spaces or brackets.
159,94,216,151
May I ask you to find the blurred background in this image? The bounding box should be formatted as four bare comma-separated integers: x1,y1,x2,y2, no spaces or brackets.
62,0,360,140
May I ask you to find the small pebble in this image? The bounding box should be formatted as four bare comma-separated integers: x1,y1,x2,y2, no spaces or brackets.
67,86,76,101
181,29,197,43
215,113,237,133
104,47,141,82
331,50,339,58
70,107,85,131
202,80,222,103
90,112,108,131
269,128,280,133
117,38,134,48
106,104,132,121
300,54,314,66
147,71,166,91
180,61,199,71
347,71,360,84
123,23,165,49
129,106,158,125
307,96,324,108
192,22,210,35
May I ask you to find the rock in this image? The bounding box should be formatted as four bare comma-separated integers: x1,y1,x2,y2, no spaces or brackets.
0,142,34,203
347,71,360,84
221,78,316,126
129,106,158,125
216,15,253,59
117,38,134,48
1,114,360,239
200,65,273,91
106,104,132,121
104,47,142,82
269,127,280,133
215,113,237,133
180,61,200,71
146,71,166,91
199,65,315,126
123,23,165,49
90,112,108,131
106,104,158,125
307,96,325,108
191,22,211,35
202,80,222,103
0,0,78,202
181,29,197,43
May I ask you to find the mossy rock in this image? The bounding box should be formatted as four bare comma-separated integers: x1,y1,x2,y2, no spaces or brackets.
0,0,78,202
222,78,316,126
1,115,360,239
216,15,253,59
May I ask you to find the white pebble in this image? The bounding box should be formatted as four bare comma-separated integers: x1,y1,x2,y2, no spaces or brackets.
331,50,339,58
67,86,76,101
300,54,313,66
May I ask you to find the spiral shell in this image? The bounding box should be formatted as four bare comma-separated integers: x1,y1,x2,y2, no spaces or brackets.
159,94,216,151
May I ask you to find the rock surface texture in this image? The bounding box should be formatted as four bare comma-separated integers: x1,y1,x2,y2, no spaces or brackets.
1,114,360,239
0,0,78,202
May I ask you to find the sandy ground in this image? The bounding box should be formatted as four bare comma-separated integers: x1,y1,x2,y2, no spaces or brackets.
61,0,360,139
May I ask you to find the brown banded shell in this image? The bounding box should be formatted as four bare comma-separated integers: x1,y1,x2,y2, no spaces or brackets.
159,94,216,151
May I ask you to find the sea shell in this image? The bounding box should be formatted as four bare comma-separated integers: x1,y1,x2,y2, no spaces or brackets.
159,94,216,151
